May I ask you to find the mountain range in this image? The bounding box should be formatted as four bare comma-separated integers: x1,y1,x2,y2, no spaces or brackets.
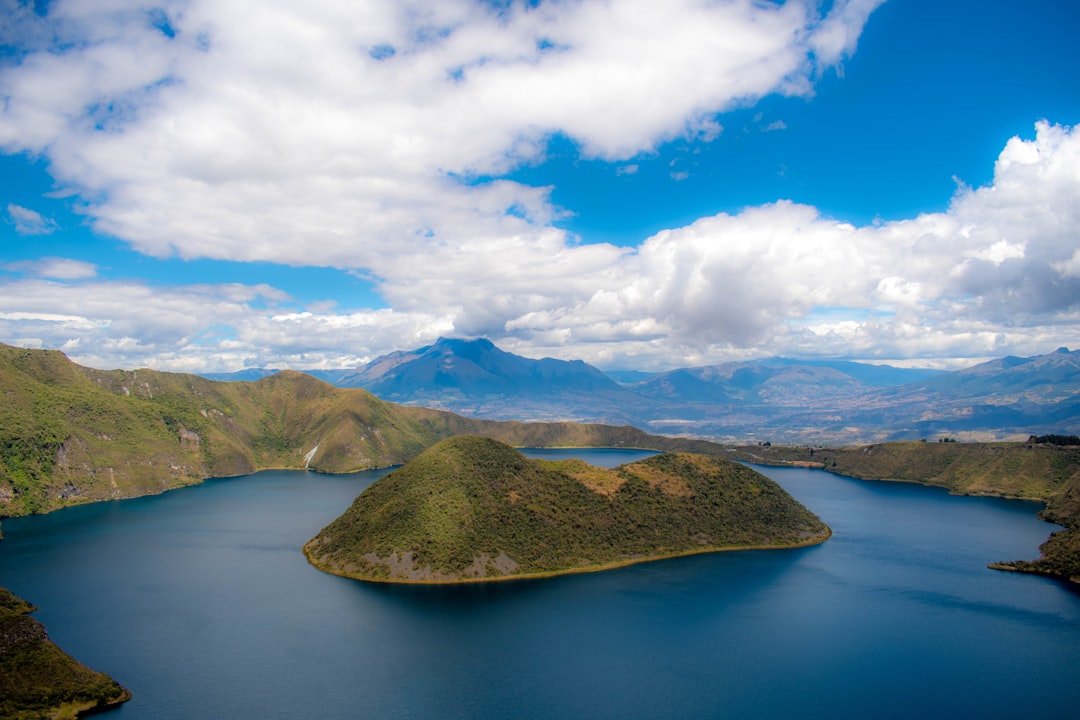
204,339,1080,444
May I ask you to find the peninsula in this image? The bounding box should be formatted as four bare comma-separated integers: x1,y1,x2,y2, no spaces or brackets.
0,586,130,718
304,436,831,583
725,440,1080,585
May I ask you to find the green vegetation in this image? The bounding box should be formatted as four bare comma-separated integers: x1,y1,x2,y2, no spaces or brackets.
1028,434,1080,446
0,343,731,520
304,436,830,583
726,440,1080,584
0,586,130,719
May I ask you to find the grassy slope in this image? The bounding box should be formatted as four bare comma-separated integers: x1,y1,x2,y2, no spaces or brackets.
304,436,830,583
727,441,1080,584
0,587,130,719
0,344,729,519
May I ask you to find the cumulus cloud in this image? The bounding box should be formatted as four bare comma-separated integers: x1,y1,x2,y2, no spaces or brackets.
0,277,452,372
2,1,1078,372
0,0,883,269
4,123,1080,374
382,122,1080,368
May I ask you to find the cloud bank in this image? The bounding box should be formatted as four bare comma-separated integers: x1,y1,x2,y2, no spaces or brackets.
2,1,1078,372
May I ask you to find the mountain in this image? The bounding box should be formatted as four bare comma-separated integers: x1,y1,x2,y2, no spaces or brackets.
628,351,1080,443
196,341,1080,443
839,347,1080,440
632,357,942,405
0,342,727,519
303,435,830,583
1,586,130,717
329,337,658,424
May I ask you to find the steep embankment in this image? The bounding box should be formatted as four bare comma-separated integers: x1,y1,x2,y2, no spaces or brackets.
728,441,1080,584
1,586,130,718
304,436,830,583
0,343,728,519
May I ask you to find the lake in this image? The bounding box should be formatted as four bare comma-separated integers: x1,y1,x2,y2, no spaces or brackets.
1,449,1078,719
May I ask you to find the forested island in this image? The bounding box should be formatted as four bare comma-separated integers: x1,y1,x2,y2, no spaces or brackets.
304,436,831,583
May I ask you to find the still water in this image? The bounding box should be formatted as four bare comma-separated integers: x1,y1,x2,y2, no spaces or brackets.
1,450,1078,719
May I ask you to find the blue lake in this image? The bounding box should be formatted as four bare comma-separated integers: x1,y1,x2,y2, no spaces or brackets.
1,450,1078,719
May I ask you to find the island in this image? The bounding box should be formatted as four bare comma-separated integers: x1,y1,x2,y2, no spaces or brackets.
304,436,831,583
0,587,130,719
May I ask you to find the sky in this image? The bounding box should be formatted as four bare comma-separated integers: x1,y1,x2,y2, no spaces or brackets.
1,0,1079,374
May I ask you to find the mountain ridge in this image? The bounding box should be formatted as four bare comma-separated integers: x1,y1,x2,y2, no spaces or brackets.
200,339,1080,444
0,342,726,519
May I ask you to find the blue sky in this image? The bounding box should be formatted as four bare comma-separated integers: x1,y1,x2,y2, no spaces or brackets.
1,0,1079,372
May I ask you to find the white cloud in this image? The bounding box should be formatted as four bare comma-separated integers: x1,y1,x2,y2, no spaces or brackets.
6,204,59,235
6,257,98,279
3,2,1078,372
0,277,453,372
3,121,1079,372
0,0,883,271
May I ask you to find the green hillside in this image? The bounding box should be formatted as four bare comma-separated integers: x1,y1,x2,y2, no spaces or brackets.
0,587,130,719
727,440,1080,584
304,436,830,583
0,343,729,519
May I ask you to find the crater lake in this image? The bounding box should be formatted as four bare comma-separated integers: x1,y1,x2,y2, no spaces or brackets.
1,449,1078,719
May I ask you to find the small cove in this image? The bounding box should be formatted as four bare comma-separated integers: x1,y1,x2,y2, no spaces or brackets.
1,452,1078,719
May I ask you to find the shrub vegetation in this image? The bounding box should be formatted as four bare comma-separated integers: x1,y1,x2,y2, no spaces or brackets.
305,436,830,582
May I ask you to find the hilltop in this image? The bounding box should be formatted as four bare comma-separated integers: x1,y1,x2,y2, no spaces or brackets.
726,440,1080,584
303,436,830,583
0,342,726,518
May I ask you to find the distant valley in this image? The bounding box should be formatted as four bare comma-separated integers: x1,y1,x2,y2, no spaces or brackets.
205,338,1080,445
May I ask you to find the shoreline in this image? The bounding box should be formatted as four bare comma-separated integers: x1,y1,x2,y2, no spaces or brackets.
744,459,1080,587
303,526,832,586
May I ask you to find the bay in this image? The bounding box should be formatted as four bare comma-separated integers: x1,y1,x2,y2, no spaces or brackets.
1,452,1078,719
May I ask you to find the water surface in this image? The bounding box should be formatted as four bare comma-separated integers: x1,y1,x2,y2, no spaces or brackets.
1,455,1077,719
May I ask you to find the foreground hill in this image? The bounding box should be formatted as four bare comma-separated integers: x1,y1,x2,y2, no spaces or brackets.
0,586,130,718
0,343,725,518
304,436,830,583
727,440,1080,584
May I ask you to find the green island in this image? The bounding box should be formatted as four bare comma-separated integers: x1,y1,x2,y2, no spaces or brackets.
0,586,130,720
726,440,1080,584
303,436,831,583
